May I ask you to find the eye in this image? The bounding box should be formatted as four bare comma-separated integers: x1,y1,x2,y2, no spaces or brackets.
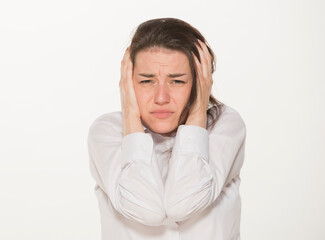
171,80,185,84
140,80,152,84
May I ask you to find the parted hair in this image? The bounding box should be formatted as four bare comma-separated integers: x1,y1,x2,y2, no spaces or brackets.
129,17,225,138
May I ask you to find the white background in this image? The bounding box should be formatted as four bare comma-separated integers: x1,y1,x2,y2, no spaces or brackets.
0,0,324,239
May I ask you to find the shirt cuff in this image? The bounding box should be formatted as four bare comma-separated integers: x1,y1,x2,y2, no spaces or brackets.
175,125,209,160
121,132,154,168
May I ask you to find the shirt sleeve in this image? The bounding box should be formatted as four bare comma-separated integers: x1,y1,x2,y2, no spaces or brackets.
163,109,246,222
87,118,166,226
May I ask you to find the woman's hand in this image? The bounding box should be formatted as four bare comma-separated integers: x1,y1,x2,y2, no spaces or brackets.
186,40,213,128
119,47,141,118
119,47,144,136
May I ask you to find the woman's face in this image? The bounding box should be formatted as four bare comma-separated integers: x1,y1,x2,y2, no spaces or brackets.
133,47,193,135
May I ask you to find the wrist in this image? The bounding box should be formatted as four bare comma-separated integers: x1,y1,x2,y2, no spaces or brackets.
122,113,144,136
123,109,140,119
185,113,207,129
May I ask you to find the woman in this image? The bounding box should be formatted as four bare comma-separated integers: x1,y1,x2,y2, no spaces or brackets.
87,18,246,240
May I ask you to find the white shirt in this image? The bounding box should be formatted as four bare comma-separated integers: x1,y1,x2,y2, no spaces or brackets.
87,104,246,240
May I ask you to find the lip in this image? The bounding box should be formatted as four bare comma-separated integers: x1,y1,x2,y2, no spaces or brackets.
152,109,173,113
151,110,174,119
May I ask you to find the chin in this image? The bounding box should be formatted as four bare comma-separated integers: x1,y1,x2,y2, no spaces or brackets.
142,118,177,135
150,123,175,134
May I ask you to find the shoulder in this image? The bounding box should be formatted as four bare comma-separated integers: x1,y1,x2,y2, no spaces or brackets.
219,105,246,126
210,104,246,138
88,111,123,137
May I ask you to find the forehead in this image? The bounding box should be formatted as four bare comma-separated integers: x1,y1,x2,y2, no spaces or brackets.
134,47,190,72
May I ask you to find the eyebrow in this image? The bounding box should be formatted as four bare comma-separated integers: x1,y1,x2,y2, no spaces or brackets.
138,73,186,78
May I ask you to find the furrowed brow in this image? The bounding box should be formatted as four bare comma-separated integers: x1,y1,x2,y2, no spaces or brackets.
138,73,186,78
139,73,155,78
167,73,186,78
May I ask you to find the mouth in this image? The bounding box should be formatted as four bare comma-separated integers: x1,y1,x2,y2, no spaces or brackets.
151,111,174,119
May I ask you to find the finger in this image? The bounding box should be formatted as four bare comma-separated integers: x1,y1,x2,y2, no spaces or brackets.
120,49,127,81
192,52,204,98
126,50,133,82
197,40,212,77
194,45,213,94
195,41,209,79
198,43,213,85
122,49,134,96
194,41,205,66
126,59,133,86
120,47,132,82
121,47,129,65
121,47,131,69
192,52,202,78
197,40,211,62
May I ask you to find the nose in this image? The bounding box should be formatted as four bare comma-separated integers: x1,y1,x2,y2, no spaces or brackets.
154,83,170,105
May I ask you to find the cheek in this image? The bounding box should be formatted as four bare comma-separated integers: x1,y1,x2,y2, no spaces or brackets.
134,87,151,110
174,87,192,107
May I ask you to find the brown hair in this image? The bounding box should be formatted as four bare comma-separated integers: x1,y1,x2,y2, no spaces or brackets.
129,17,225,138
